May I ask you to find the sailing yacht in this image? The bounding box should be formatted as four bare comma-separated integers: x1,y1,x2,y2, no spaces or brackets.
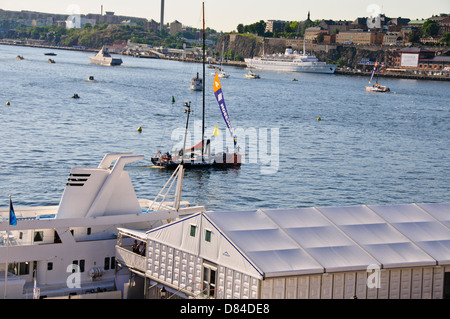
151,2,241,169
365,61,390,93
0,153,203,299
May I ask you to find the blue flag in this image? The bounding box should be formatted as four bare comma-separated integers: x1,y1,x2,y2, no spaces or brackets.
9,197,17,226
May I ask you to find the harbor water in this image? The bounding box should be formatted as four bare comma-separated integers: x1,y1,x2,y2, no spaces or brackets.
0,44,449,211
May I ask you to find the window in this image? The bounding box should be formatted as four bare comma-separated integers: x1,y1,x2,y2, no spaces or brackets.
10,262,30,275
71,259,85,273
103,257,116,271
34,231,43,242
87,227,91,235
190,225,196,237
47,262,53,271
205,230,212,242
54,230,61,243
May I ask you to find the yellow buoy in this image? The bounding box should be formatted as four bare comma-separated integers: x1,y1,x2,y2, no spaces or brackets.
6,101,10,105
317,117,321,121
137,126,142,132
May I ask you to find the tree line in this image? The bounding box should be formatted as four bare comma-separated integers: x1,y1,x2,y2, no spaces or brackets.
3,23,220,49
236,20,318,38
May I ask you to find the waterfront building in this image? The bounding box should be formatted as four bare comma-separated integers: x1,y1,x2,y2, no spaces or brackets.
438,17,450,35
335,30,384,45
115,203,450,299
318,19,351,34
304,27,328,42
390,47,450,73
383,32,403,46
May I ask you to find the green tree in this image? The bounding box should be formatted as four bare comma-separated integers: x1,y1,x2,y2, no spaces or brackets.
237,24,244,34
316,33,324,43
440,32,450,45
408,31,421,43
422,20,439,36
243,20,266,36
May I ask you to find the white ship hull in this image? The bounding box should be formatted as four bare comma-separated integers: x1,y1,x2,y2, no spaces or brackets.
245,47,336,74
245,58,336,74
0,154,203,299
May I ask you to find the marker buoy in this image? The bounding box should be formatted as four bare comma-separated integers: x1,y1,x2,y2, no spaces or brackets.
172,96,175,103
317,117,322,121
6,101,10,105
137,126,142,132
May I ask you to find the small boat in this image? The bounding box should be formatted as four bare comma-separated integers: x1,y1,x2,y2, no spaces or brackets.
16,55,24,60
190,72,202,91
214,43,230,78
47,59,55,63
217,69,230,78
365,61,390,93
244,70,260,79
89,46,123,66
366,83,390,93
44,53,57,56
72,93,80,99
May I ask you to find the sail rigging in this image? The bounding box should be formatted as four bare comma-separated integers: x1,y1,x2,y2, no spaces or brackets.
369,61,378,84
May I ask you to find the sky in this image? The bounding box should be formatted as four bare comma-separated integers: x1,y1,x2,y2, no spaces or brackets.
1,0,449,32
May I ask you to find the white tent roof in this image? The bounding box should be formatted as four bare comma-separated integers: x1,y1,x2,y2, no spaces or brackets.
205,203,450,278
119,203,450,279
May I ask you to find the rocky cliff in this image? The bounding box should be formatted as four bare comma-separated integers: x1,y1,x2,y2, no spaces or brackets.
217,34,387,68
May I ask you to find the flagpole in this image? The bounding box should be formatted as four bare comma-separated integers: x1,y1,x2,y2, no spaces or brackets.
4,195,11,298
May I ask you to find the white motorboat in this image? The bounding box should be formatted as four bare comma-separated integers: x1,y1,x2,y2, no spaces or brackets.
244,70,260,79
245,47,336,74
217,69,230,78
89,46,123,66
0,153,203,299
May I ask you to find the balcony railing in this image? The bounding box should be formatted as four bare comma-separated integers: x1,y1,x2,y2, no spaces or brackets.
115,246,146,272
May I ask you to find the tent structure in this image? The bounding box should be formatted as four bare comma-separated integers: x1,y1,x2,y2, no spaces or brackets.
116,202,450,299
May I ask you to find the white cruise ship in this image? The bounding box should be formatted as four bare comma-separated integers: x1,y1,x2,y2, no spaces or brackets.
0,153,203,299
245,47,336,74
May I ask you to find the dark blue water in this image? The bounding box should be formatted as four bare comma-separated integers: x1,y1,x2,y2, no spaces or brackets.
1,44,449,211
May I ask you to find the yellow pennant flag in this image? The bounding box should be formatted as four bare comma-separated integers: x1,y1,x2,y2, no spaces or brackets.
213,125,220,137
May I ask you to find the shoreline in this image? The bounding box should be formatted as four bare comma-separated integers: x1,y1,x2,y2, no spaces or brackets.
3,42,449,81
334,69,450,82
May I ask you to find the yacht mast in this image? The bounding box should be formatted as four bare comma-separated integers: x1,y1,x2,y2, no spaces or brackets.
201,1,205,158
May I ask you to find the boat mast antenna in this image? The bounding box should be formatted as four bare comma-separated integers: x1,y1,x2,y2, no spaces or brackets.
182,102,192,164
201,1,205,158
